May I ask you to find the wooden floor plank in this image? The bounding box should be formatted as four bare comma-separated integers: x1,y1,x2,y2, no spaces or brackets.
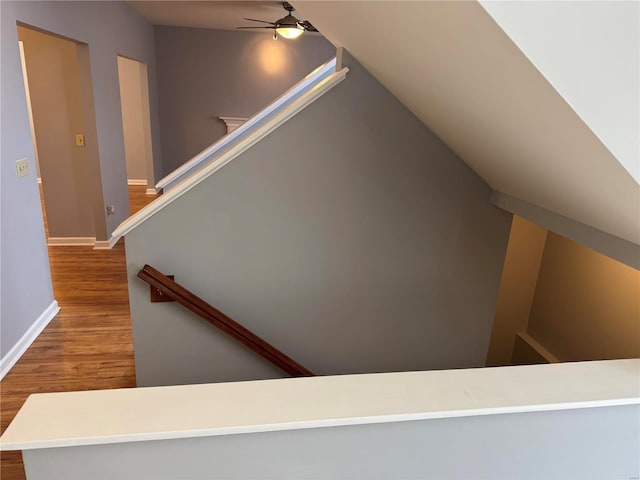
0,186,156,479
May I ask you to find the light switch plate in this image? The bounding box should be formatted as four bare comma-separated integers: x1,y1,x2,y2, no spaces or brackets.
75,134,85,147
16,158,29,178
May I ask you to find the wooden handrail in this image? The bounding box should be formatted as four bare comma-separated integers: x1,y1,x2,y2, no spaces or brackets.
137,265,314,377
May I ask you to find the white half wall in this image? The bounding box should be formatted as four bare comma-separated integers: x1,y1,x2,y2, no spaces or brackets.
2,360,639,479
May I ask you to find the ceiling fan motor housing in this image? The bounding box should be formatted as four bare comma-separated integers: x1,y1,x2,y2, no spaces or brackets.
276,14,300,28
236,1,316,37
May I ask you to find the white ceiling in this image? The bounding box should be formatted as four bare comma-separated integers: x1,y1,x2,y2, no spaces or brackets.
127,1,305,33
480,0,639,185
294,1,640,245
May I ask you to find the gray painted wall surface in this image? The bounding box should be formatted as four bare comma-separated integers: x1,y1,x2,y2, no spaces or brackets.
1,1,161,362
125,52,512,387
23,405,640,479
154,26,335,176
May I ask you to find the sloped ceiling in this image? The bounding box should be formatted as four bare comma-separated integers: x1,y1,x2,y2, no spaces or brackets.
294,1,640,245
128,1,316,33
480,0,639,185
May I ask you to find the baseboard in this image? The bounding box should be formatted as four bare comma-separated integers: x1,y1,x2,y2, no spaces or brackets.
46,236,119,249
128,179,148,186
48,237,95,247
0,300,60,380
94,235,119,250
145,188,158,195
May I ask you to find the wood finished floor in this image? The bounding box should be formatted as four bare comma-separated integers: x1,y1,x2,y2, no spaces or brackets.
0,186,157,480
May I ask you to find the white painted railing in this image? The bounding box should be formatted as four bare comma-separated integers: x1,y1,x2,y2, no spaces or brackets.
2,360,638,479
155,57,338,192
112,65,348,238
1,359,637,450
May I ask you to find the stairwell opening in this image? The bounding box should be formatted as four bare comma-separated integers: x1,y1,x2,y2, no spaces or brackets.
486,215,640,366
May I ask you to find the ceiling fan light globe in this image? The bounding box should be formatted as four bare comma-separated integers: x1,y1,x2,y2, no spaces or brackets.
276,26,303,39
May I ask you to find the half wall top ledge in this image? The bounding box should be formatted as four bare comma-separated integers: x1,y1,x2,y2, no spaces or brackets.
2,359,638,451
294,1,640,247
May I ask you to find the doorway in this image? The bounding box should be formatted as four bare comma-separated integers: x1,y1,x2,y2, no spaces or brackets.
17,24,104,246
117,55,156,210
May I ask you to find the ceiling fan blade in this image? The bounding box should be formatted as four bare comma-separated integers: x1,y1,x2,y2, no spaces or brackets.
243,18,276,25
298,20,318,32
235,26,276,30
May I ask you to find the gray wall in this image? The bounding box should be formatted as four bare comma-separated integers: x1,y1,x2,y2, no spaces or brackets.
0,2,161,364
154,26,335,176
125,52,512,387
23,405,640,479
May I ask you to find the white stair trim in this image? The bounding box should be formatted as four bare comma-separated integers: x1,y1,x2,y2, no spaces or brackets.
94,236,119,250
113,66,349,238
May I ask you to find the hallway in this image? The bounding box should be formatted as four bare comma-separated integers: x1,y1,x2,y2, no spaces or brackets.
0,186,156,480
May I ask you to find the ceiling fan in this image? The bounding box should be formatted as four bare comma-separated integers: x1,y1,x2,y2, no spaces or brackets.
236,2,318,40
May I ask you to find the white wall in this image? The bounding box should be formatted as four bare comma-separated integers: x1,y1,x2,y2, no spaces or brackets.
480,0,640,184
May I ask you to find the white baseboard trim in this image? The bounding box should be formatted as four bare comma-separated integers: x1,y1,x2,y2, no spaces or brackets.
127,179,148,186
0,300,60,380
145,188,158,195
48,237,95,247
94,235,119,250
46,236,120,249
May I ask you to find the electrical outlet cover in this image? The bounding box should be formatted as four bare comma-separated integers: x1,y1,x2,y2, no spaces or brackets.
16,158,29,178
